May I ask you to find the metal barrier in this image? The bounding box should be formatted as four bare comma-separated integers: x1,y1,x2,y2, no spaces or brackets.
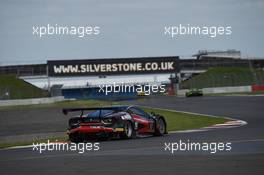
0,96,65,107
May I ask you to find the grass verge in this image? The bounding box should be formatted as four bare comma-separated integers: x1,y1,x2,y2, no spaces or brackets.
142,107,229,132
0,75,48,99
0,135,68,149
181,67,264,89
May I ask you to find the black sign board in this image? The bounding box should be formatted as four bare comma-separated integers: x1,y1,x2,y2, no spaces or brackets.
48,57,179,77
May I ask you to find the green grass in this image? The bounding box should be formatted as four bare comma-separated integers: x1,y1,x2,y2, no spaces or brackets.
0,75,49,99
142,107,229,131
0,135,68,149
181,67,264,89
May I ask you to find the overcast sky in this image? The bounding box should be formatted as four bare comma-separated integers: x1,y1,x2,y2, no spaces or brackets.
0,0,263,64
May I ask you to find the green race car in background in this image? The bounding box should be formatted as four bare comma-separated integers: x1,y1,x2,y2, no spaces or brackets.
185,88,203,97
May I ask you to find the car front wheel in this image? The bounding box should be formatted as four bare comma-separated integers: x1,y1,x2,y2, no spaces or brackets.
121,121,134,139
154,118,166,136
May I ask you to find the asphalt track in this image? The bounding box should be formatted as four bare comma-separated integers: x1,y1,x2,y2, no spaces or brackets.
1,96,264,174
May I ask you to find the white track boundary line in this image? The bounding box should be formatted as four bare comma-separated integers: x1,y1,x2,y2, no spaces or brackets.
2,142,69,150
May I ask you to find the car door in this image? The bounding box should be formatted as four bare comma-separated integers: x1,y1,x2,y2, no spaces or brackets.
128,107,155,133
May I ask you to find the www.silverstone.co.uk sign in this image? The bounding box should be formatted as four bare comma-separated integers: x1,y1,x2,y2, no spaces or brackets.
47,57,179,77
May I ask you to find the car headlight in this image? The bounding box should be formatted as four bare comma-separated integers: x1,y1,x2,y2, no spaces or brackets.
102,118,113,124
121,114,132,120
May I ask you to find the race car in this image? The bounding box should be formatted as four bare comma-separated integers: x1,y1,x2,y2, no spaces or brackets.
185,88,203,97
62,105,167,142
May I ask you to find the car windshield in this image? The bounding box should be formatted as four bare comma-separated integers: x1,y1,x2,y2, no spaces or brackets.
86,109,115,118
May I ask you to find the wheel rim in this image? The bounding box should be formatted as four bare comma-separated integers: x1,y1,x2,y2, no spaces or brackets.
158,119,165,134
125,123,132,137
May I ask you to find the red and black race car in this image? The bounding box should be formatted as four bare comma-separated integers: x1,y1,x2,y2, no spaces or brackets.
62,105,167,142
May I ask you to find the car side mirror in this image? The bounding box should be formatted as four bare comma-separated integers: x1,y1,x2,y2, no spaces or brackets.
150,111,156,116
62,109,68,115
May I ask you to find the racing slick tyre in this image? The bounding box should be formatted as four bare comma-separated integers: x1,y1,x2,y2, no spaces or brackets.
68,117,81,130
120,121,135,139
69,133,84,143
154,118,166,136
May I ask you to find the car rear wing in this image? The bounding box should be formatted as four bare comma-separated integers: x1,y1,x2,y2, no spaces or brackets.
62,107,123,116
